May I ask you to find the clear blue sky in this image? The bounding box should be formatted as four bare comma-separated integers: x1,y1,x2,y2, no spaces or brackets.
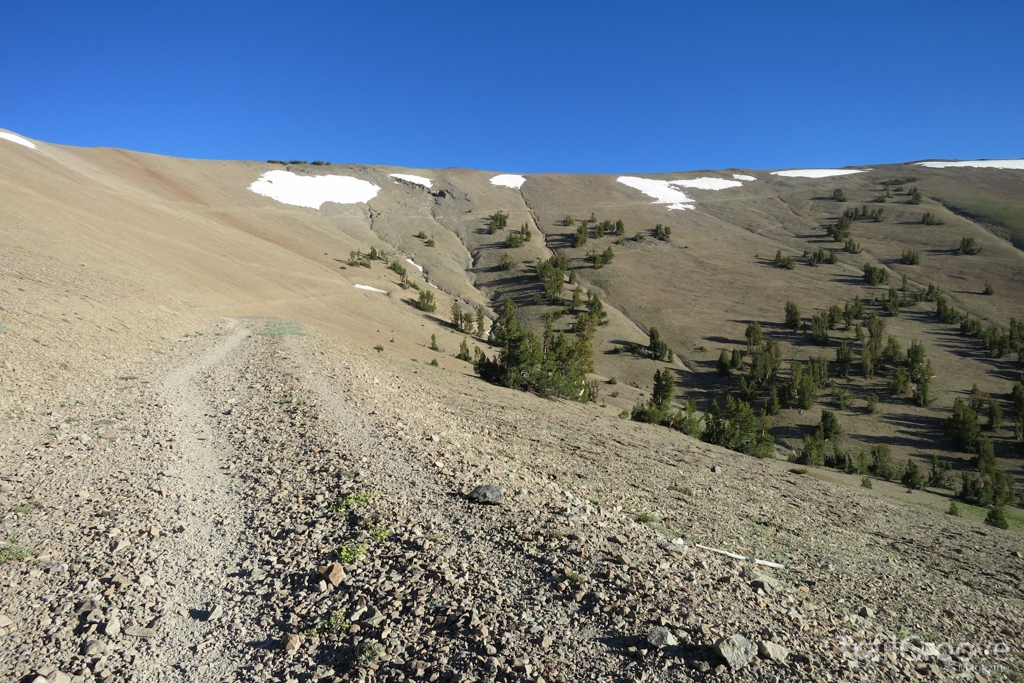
2,1,1022,173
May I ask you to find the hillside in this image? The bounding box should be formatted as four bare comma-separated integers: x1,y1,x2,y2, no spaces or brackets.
1,130,1023,682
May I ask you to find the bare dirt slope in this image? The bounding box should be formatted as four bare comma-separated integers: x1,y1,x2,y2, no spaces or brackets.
2,131,1023,681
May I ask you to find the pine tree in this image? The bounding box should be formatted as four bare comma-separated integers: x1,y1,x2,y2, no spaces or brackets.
836,341,853,378
985,506,1009,530
946,397,980,453
649,327,669,361
417,290,436,312
784,301,801,331
745,321,762,347
430,334,439,351
456,338,471,361
988,398,1003,431
652,369,674,408
902,459,923,489
476,305,486,336
717,350,731,376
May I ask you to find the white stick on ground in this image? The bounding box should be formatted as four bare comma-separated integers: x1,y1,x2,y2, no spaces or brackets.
694,543,786,569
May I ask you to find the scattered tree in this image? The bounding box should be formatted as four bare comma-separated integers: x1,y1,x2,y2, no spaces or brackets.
417,290,436,312
784,301,801,331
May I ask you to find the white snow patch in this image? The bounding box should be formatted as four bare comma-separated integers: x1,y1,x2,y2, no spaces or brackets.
0,132,36,149
354,284,387,294
771,169,864,178
733,174,756,181
616,177,695,210
405,258,423,272
670,177,743,191
490,174,526,189
617,175,747,210
249,170,379,209
389,173,433,188
917,159,1024,170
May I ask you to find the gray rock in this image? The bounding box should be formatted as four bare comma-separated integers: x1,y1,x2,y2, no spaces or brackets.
757,640,788,662
467,484,505,505
82,639,106,656
283,632,301,654
714,634,757,670
646,626,678,649
104,616,121,636
0,614,12,629
124,626,157,638
857,605,874,618
206,605,223,621
711,465,723,474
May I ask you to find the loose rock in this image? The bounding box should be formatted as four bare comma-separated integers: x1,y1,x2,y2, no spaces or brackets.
714,635,757,670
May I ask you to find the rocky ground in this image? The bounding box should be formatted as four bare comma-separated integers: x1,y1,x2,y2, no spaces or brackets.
2,318,1022,683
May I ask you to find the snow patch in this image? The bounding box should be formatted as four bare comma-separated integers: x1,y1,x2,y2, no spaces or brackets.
616,177,695,210
733,174,756,181
389,173,433,188
354,284,387,294
249,170,379,209
0,132,36,149
917,159,1024,170
771,169,864,178
405,258,423,273
490,174,526,189
670,177,743,191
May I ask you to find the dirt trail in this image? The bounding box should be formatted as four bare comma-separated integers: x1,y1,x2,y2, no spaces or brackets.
134,320,252,681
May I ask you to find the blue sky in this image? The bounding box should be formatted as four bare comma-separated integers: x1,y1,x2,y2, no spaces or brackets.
2,1,1022,173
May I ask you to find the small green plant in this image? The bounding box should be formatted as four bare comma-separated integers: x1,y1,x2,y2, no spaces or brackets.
369,525,391,542
866,394,879,414
429,358,439,367
331,492,375,513
635,513,652,523
566,571,588,584
947,501,960,516
425,237,435,247
498,253,515,271
789,467,809,475
415,230,428,239
832,188,847,202
983,282,994,295
606,377,617,385
355,640,384,668
337,542,368,564
0,535,37,562
373,344,384,352
861,476,873,489
325,609,351,633
429,334,439,351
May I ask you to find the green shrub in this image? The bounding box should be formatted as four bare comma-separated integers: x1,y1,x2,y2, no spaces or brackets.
900,249,920,265
957,237,982,255
775,250,796,270
947,501,960,516
985,506,1009,529
921,212,943,225
417,290,437,312
863,263,890,286
832,188,847,202
861,476,873,489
